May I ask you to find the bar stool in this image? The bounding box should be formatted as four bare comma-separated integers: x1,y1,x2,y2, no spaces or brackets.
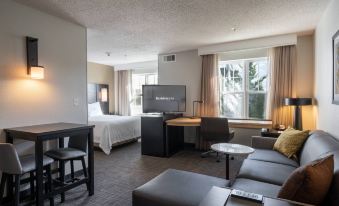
45,135,89,202
0,143,54,206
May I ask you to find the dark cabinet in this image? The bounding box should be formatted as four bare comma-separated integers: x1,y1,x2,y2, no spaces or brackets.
141,114,182,157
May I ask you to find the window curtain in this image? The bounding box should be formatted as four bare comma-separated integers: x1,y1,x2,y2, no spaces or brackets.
269,45,296,128
114,70,131,116
197,54,219,150
200,54,220,117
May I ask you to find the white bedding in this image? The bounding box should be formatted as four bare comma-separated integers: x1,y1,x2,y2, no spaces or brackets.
88,115,141,155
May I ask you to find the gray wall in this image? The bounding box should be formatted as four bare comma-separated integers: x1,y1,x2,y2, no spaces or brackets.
0,0,87,159
159,50,202,116
158,50,202,143
315,0,339,139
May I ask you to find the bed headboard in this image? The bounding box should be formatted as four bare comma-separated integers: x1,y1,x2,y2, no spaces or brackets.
88,83,109,114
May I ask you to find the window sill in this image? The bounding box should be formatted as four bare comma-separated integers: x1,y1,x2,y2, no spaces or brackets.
228,119,272,129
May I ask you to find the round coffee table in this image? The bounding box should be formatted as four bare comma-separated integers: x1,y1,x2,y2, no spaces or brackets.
211,143,255,180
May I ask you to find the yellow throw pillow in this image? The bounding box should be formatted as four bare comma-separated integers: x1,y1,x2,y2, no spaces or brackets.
273,128,309,159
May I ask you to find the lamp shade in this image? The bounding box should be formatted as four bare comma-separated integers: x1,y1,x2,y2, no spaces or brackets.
30,66,44,79
101,88,108,102
284,98,312,106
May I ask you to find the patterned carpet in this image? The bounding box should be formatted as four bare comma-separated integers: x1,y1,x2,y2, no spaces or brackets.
54,141,245,206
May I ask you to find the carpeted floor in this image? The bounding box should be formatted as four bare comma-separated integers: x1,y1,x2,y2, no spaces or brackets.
54,141,245,206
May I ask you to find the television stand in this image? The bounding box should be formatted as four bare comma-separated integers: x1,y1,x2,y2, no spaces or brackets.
141,113,183,157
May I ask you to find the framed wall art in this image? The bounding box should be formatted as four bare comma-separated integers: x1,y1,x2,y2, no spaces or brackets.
332,30,339,104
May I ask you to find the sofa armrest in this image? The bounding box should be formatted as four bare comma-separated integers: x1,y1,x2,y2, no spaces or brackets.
251,136,277,150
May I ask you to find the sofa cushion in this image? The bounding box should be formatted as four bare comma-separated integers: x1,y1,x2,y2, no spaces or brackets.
248,149,299,167
132,169,229,206
278,155,334,205
231,178,281,198
273,128,309,159
237,159,296,185
323,150,339,206
299,130,339,166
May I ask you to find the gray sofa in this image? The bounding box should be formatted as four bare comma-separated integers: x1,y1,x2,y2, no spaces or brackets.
133,130,339,206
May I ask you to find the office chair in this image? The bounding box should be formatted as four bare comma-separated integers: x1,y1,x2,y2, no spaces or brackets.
0,143,54,206
200,117,234,162
45,135,89,203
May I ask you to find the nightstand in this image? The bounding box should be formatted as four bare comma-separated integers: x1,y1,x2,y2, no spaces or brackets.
260,130,282,138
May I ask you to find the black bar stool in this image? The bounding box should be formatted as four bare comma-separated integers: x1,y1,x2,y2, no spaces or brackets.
0,143,54,206
45,135,89,202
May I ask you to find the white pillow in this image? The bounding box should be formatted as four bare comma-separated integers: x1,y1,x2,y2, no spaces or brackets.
88,102,103,117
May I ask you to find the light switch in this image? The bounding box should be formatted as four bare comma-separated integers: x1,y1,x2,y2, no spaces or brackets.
73,97,79,106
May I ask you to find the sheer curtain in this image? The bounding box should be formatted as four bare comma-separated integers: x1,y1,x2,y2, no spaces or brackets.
200,54,220,117
269,45,296,128
114,70,131,116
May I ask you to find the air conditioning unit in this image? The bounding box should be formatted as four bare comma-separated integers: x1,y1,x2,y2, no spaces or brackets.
163,54,176,62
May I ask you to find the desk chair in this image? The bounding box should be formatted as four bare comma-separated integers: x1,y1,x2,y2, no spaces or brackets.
45,135,89,203
0,143,54,206
200,117,234,162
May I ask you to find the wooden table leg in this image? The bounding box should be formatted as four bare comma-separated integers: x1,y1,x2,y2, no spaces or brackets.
35,139,44,206
225,154,229,180
59,137,65,202
88,128,94,196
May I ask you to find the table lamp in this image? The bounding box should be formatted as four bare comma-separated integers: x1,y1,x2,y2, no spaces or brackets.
284,98,312,130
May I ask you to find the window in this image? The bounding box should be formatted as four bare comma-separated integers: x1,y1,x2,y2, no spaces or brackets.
130,73,158,115
219,57,269,120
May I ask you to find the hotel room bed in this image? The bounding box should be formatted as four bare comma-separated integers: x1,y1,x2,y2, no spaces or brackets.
89,114,141,155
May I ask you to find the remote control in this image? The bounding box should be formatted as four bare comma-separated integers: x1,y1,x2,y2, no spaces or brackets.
231,189,263,203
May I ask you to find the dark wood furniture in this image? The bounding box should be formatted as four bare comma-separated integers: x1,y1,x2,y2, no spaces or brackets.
45,134,90,203
199,187,311,206
4,123,95,206
141,114,182,157
261,130,281,138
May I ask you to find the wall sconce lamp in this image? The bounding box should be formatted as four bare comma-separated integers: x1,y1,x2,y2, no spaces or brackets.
101,88,108,102
26,37,44,79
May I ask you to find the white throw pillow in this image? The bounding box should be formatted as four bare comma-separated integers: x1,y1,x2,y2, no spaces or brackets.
88,102,103,117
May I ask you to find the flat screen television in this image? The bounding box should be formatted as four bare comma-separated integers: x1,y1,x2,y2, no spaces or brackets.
142,85,186,113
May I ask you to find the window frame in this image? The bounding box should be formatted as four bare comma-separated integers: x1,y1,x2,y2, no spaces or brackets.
130,72,158,115
219,57,270,120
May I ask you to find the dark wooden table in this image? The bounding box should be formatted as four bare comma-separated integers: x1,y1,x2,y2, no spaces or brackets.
4,122,95,206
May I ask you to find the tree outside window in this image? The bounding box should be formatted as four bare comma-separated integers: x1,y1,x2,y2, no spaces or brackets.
219,58,269,120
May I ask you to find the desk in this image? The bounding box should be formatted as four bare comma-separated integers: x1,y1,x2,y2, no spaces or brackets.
166,117,272,129
4,122,95,206
166,117,271,153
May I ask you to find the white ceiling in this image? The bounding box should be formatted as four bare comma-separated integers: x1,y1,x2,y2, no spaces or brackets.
14,0,330,66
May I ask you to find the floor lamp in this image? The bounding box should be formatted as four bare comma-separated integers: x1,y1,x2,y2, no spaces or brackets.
284,98,312,130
